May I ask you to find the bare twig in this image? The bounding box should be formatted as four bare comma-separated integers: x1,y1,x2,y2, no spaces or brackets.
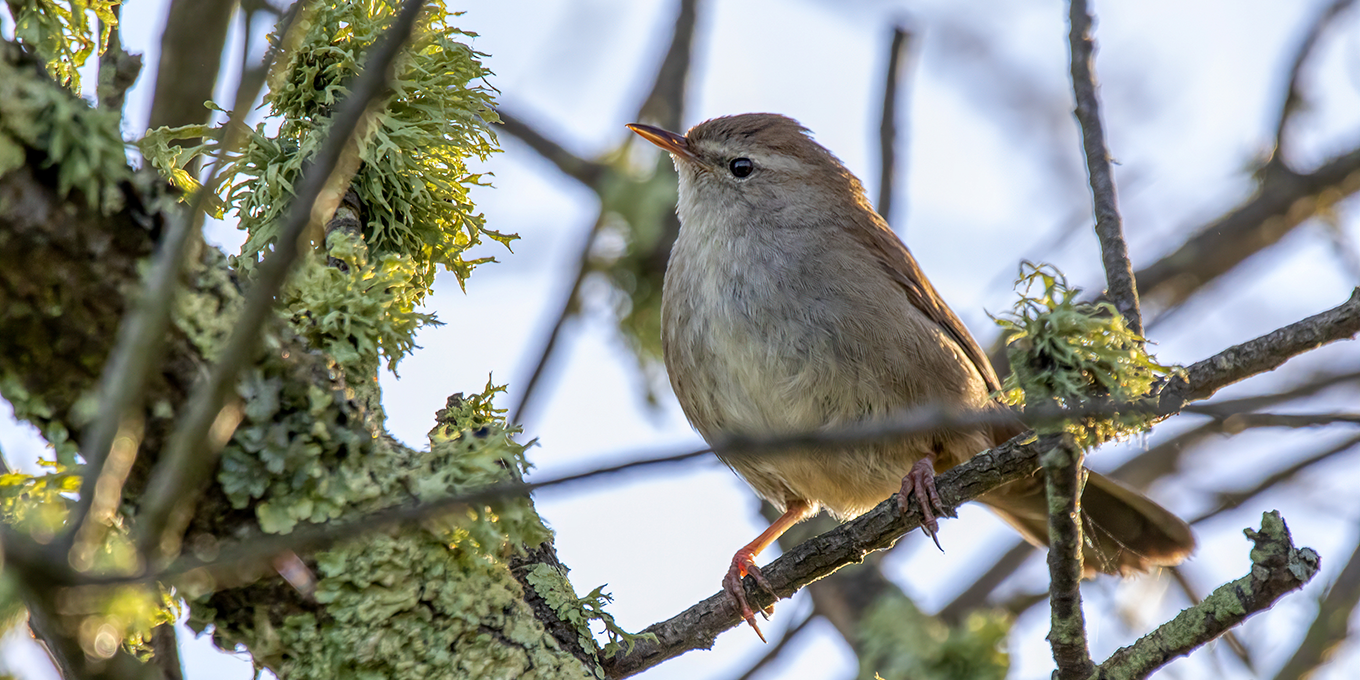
134,0,428,563
1188,433,1360,525
1068,0,1141,334
876,25,915,226
1094,511,1319,679
937,539,1034,623
1267,0,1358,170
1042,434,1095,679
1271,529,1360,680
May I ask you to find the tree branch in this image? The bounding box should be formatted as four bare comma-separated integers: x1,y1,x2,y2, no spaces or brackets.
147,0,237,130
876,25,915,226
1266,0,1357,170
1093,511,1319,679
601,291,1360,678
1043,434,1095,679
1068,0,1141,334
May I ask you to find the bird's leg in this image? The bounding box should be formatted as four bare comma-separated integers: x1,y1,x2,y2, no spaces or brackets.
724,500,814,643
899,452,949,551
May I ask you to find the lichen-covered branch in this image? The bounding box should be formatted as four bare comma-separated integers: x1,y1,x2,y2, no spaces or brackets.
1067,0,1141,334
1093,511,1319,680
1042,434,1094,679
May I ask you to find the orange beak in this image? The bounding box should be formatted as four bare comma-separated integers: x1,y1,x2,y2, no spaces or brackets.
626,123,696,160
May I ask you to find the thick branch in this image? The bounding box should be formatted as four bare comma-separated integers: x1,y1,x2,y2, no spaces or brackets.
1068,0,1141,334
1093,511,1319,679
147,0,237,130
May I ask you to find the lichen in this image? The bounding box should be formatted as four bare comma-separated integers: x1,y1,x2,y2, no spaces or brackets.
8,0,118,91
0,46,128,212
857,590,1010,680
995,263,1178,446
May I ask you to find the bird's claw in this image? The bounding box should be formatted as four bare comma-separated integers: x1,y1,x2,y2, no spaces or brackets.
900,457,949,552
724,552,778,642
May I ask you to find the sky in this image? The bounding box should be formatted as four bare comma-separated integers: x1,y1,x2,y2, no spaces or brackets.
3,0,1360,678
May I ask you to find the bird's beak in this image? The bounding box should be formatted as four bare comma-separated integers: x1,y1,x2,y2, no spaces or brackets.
626,123,696,160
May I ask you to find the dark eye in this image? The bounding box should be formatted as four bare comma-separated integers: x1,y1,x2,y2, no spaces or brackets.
729,158,754,178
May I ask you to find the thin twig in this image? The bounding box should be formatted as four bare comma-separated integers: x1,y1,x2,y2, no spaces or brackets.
133,0,428,563
494,108,609,186
1188,433,1360,525
876,25,915,226
634,0,700,132
1094,512,1319,679
1042,434,1095,679
1068,0,1142,335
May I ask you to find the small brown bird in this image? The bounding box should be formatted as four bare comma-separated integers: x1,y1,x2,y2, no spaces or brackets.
627,113,1194,640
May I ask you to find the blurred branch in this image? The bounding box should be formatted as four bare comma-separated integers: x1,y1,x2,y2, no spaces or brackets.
1042,434,1095,679
65,0,299,570
728,610,816,680
96,3,142,113
1138,147,1360,320
876,25,915,227
494,109,609,186
1095,511,1319,679
1271,528,1360,680
1188,433,1360,525
1067,0,1141,334
1267,0,1357,170
509,216,599,425
937,539,1033,624
634,0,699,131
133,0,428,563
147,0,237,130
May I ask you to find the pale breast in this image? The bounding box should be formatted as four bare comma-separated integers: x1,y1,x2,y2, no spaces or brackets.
661,224,995,518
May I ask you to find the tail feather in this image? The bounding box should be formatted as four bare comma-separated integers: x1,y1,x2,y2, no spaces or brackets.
979,470,1195,576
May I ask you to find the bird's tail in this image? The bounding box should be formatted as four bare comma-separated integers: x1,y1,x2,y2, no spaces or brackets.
978,470,1195,576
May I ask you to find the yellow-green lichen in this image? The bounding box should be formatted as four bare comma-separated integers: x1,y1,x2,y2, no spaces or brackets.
995,263,1178,446
8,0,117,91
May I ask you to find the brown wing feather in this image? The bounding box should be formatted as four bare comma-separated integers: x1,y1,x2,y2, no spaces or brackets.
854,217,1003,394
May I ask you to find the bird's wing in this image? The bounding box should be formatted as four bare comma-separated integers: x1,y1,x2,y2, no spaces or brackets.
855,218,1003,394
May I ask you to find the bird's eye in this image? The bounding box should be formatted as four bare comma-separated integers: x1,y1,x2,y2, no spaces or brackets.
729,158,754,178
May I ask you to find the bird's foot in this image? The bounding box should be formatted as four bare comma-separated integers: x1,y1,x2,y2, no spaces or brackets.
899,457,949,551
723,550,777,643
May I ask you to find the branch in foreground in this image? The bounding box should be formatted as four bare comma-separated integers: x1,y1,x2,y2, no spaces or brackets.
1094,511,1319,679
1067,0,1141,334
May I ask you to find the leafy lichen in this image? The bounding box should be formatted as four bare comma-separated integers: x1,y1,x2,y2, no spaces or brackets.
8,0,117,91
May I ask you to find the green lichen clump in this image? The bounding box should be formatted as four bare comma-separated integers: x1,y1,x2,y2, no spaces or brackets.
140,0,511,296
858,591,1009,680
0,47,129,212
196,387,582,679
995,263,1176,446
